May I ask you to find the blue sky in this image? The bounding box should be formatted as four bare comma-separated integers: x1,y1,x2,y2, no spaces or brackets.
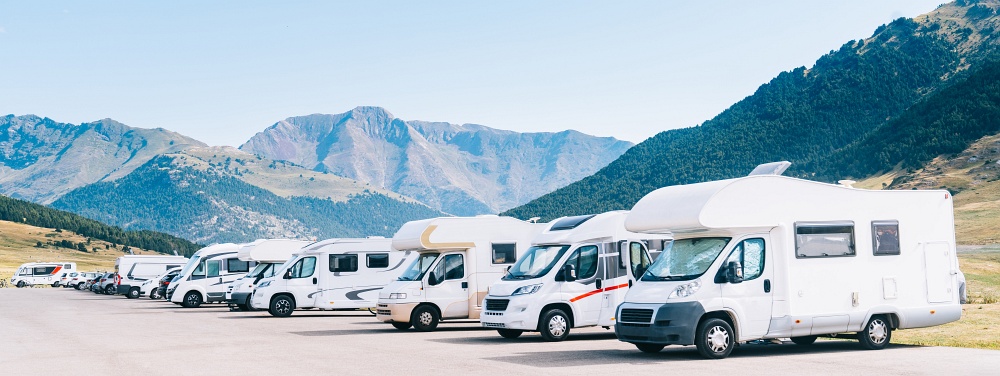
0,1,945,146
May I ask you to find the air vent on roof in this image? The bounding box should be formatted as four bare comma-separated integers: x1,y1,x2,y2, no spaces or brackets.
748,161,792,176
550,214,597,231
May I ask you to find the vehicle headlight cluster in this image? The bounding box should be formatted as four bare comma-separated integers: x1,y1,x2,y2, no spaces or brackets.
388,293,407,299
258,280,272,288
668,280,701,299
511,284,542,296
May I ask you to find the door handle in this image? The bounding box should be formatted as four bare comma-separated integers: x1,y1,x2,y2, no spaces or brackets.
218,278,223,284
461,282,468,289
312,277,317,285
596,278,603,289
764,279,771,293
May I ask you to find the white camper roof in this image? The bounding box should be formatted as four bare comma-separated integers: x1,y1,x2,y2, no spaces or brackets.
625,175,953,234
298,237,393,255
191,243,242,257
533,211,671,245
392,216,547,251
237,239,311,262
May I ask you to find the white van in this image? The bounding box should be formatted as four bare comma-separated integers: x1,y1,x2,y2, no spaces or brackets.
168,244,254,308
115,255,189,298
377,216,547,331
615,163,964,359
480,211,671,340
251,238,414,317
11,262,77,287
226,239,311,311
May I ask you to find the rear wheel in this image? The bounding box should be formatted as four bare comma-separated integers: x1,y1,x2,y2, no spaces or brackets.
126,287,141,299
104,285,115,295
182,291,203,308
75,283,84,290
539,308,571,342
269,295,294,317
410,305,440,332
857,315,892,350
695,318,735,359
17,281,26,288
497,329,523,339
391,322,412,330
635,343,666,353
149,289,161,300
791,336,818,345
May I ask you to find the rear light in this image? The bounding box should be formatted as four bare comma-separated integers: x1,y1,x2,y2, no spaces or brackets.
164,281,170,285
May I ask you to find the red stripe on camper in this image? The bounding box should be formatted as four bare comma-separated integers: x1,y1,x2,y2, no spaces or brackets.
569,283,629,302
50,266,62,275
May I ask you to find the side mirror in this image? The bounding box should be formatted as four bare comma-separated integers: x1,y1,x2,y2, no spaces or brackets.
563,264,577,282
726,261,743,284
283,270,292,279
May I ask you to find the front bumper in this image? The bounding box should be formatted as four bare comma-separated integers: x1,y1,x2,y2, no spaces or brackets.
479,296,541,330
615,301,705,346
376,302,417,323
230,292,251,306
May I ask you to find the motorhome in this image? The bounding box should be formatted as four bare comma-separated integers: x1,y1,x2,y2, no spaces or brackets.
251,238,413,317
480,211,671,341
115,255,189,299
615,162,964,359
11,262,77,287
168,243,252,308
227,239,311,311
377,216,547,331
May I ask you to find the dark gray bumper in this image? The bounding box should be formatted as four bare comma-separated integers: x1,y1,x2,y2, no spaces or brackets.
229,292,251,305
116,284,132,294
616,301,705,346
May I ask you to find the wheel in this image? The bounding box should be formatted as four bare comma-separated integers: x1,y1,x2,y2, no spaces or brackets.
857,315,892,350
269,295,294,317
635,343,666,353
126,287,140,299
791,336,818,345
391,322,412,330
52,282,59,287
695,318,735,359
539,308,571,341
182,291,203,308
76,283,84,290
497,329,523,339
149,289,161,300
104,285,116,295
410,305,440,332
17,281,26,288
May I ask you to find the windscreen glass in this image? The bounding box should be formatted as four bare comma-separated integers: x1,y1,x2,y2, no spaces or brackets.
397,253,439,281
642,237,731,282
503,245,569,280
178,255,201,277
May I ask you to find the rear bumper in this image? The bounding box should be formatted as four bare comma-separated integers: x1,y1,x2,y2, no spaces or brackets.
615,301,704,346
116,284,133,294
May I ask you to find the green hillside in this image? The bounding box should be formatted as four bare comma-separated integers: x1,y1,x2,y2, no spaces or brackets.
51,156,444,244
505,1,1000,221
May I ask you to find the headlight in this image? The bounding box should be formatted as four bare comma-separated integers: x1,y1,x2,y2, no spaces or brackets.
511,284,542,296
388,293,407,299
258,280,272,288
667,280,701,299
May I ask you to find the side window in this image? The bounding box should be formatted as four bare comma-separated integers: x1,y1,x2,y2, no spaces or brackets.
207,261,221,277
795,222,855,258
565,245,599,280
429,254,464,285
64,264,72,269
192,262,206,277
629,242,651,278
366,253,389,268
725,238,766,281
227,259,250,273
872,220,900,256
289,257,317,278
492,243,516,264
330,254,359,272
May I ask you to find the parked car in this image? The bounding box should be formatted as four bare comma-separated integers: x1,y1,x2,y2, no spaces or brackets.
94,272,116,295
157,270,182,301
141,267,180,299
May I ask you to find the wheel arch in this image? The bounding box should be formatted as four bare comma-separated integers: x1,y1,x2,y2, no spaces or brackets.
699,309,739,340
538,302,575,329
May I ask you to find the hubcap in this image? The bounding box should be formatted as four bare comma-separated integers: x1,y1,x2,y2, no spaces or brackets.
868,319,888,344
548,315,567,337
418,311,433,326
707,326,730,353
187,295,198,305
276,299,291,314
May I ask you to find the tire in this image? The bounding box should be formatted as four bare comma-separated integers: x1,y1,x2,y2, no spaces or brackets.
391,322,412,330
104,285,116,295
126,287,140,299
75,283,84,290
791,336,818,345
497,329,523,339
539,308,571,342
17,281,26,288
695,318,735,359
182,291,203,308
857,315,892,350
268,295,294,317
149,289,161,300
635,343,666,353
52,282,59,288
410,305,440,332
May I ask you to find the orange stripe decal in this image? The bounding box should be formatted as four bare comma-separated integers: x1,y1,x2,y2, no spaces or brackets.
569,283,630,302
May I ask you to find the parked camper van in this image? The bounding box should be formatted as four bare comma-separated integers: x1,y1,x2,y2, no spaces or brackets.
168,243,253,308
480,211,670,341
11,262,77,287
115,255,188,298
251,238,413,317
227,239,310,311
615,162,964,359
377,216,547,331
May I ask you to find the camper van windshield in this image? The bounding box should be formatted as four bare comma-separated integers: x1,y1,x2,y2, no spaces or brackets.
247,263,276,278
503,245,569,280
178,256,202,277
642,237,731,281
398,253,439,281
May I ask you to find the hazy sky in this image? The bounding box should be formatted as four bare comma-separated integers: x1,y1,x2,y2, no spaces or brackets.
0,1,945,146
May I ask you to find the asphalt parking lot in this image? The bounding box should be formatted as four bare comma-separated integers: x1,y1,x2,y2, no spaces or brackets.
1,289,998,375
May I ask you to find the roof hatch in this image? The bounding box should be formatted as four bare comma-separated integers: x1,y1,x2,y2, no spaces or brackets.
549,214,597,231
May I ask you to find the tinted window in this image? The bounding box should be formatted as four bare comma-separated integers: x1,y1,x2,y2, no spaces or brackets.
564,245,598,280
289,257,316,279
724,238,766,281
207,261,221,277
872,220,900,256
227,259,250,273
795,222,855,258
550,214,597,231
428,254,464,285
366,253,389,268
492,243,516,264
192,262,206,277
33,266,56,275
330,254,359,272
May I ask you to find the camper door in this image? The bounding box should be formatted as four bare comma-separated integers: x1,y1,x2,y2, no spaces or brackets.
284,256,320,307
424,251,469,319
318,253,364,307
560,244,602,326
719,235,774,339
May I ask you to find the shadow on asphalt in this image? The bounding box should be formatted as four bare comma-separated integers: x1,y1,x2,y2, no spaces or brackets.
289,325,493,336
218,313,375,319
428,331,619,345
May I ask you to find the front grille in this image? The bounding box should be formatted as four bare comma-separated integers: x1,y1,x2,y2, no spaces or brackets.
377,304,388,308
485,299,509,311
619,308,654,323
483,322,506,328
377,309,391,316
483,311,503,316
618,322,651,328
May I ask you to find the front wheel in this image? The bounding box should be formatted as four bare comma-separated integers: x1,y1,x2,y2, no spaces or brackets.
497,329,523,339
635,343,666,353
126,287,140,299
539,308,571,341
410,305,440,332
391,322,412,330
857,315,892,350
76,283,84,290
269,295,295,317
791,336,817,345
17,281,26,288
695,318,735,359
182,291,203,308
149,289,161,300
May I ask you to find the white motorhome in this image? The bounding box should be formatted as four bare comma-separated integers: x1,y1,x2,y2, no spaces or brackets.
480,211,671,340
11,262,77,287
615,163,964,359
377,216,547,331
115,255,189,298
251,238,413,317
226,239,311,311
168,244,254,307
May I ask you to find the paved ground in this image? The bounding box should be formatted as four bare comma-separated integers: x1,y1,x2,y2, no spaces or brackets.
1,289,998,375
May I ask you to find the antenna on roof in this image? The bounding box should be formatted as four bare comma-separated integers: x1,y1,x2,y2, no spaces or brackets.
173,250,179,256
748,161,792,176
528,217,541,223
